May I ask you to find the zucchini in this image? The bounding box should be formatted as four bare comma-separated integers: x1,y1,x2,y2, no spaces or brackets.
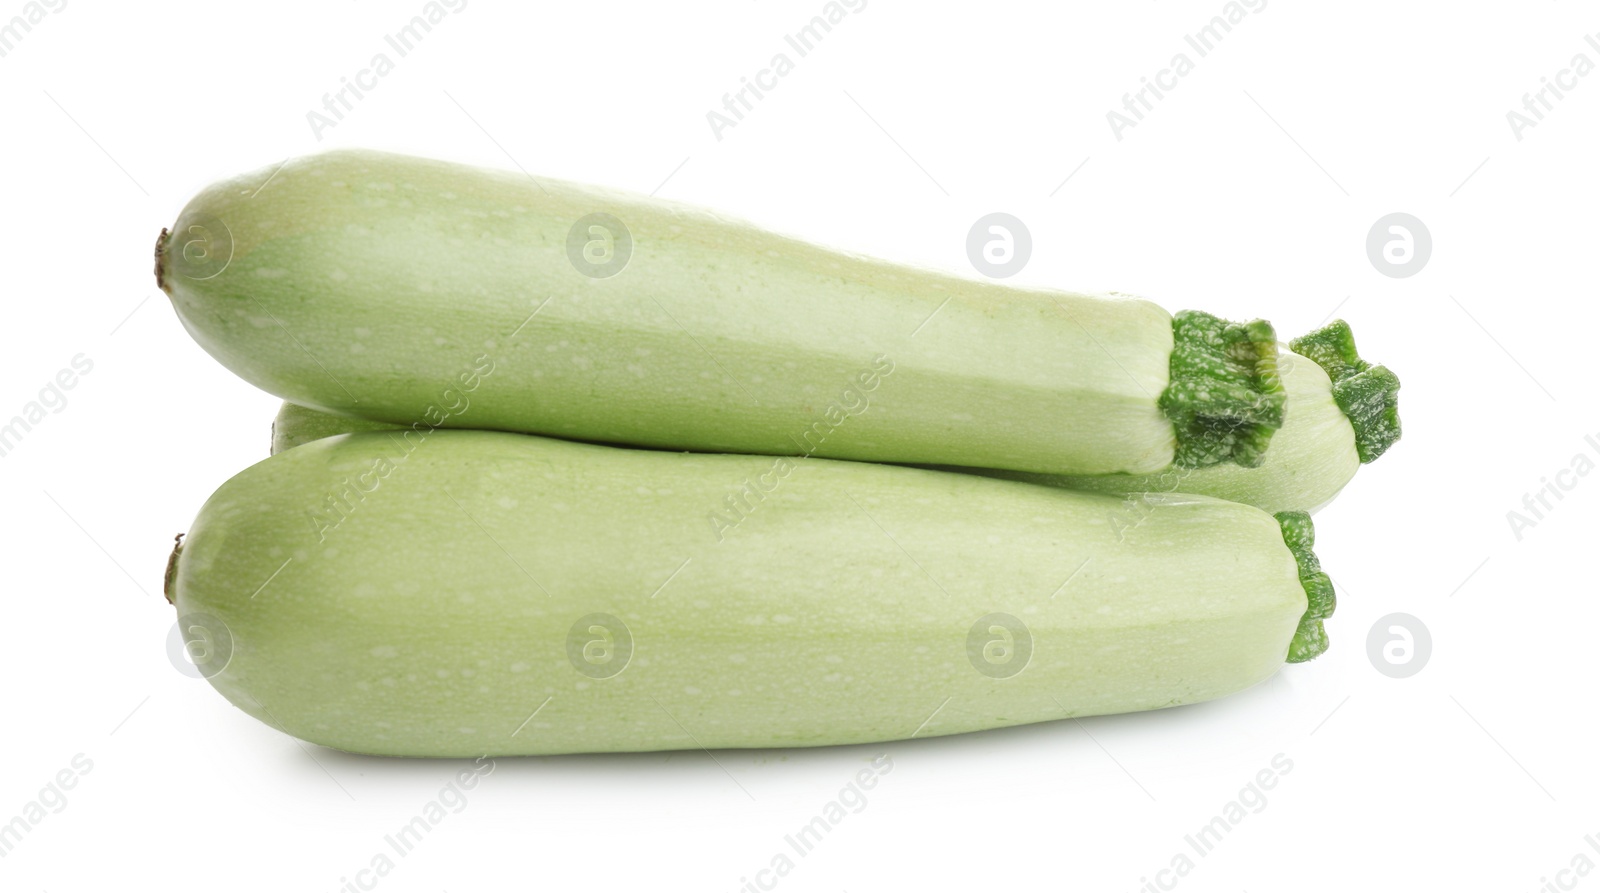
167,429,1331,758
265,322,1400,514
973,322,1401,514
157,149,1286,476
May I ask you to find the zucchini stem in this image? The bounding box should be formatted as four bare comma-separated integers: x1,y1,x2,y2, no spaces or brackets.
163,533,183,605
1289,319,1401,463
1275,511,1335,662
154,227,170,293
1160,311,1287,469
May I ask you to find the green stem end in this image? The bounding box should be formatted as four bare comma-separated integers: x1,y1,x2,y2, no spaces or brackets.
1160,311,1287,469
164,533,183,606
154,227,171,293
1289,319,1401,463
1275,510,1335,663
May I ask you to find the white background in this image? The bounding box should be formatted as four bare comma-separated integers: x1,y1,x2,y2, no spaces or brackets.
2,1,1596,890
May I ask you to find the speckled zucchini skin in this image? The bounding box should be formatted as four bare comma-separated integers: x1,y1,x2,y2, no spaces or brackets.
169,430,1309,757
159,149,1282,476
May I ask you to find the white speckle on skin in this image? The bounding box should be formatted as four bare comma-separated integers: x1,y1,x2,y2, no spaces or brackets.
371,646,398,658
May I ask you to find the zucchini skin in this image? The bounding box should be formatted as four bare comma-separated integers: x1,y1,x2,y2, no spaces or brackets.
268,346,1353,511
172,430,1307,757
973,349,1360,514
158,149,1279,476
271,401,400,454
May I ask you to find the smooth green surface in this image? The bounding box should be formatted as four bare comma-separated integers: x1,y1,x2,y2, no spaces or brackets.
171,430,1310,757
272,401,401,454
971,349,1360,514
159,149,1281,476
272,340,1357,513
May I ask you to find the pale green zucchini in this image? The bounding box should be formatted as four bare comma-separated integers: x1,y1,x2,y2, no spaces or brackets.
167,429,1332,758
972,321,1401,514
157,149,1285,476
265,322,1400,514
